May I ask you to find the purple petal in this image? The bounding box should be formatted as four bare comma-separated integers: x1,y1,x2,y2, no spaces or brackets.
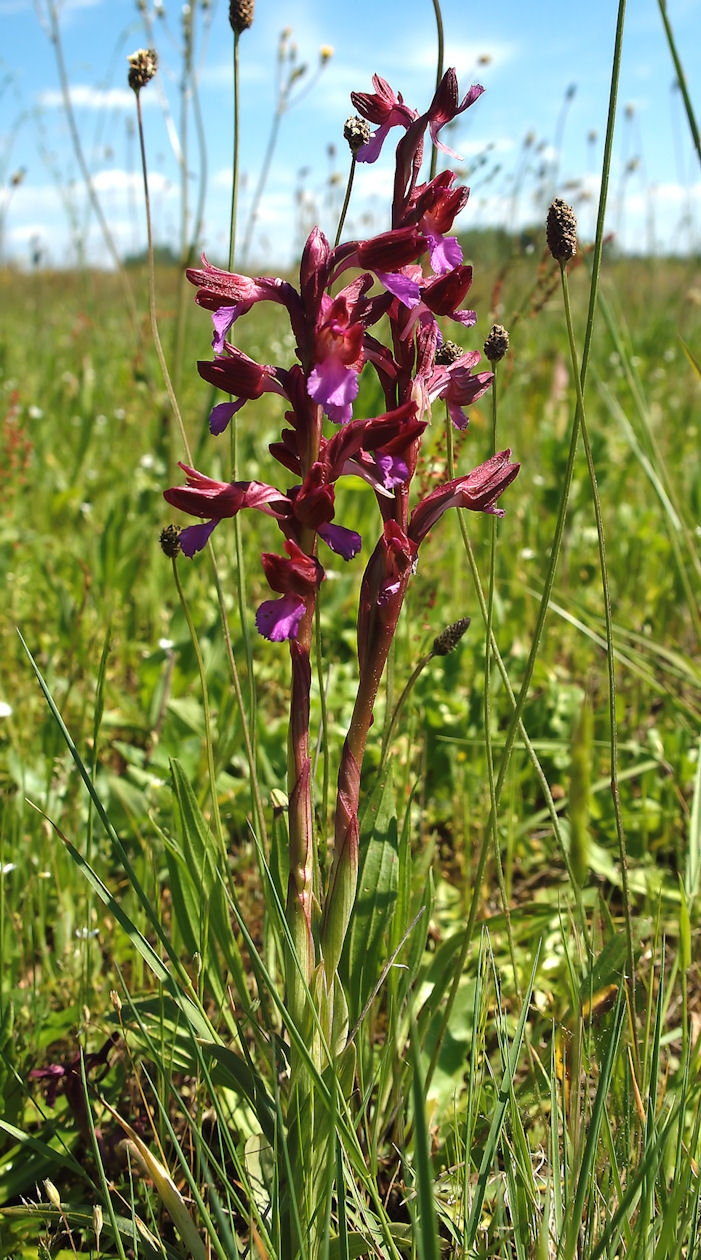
308,360,360,424
427,232,463,275
318,523,362,559
447,399,470,430
375,270,421,307
375,451,409,487
256,593,306,642
356,120,391,164
450,308,477,328
179,519,218,556
209,398,247,435
211,305,243,353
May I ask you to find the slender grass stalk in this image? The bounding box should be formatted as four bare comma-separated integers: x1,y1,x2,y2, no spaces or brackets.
225,21,258,842
657,0,701,168
482,360,521,998
41,0,137,330
426,0,627,1095
334,155,358,248
170,557,225,856
229,32,242,270
169,2,195,402
241,33,330,266
79,1053,130,1260
429,0,444,182
559,261,638,1068
134,81,267,851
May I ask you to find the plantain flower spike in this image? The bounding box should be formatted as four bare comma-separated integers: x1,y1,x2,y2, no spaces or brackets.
433,617,471,656
229,0,254,33
483,323,510,362
546,198,577,263
127,48,158,93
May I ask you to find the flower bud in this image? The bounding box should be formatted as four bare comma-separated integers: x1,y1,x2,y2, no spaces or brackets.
546,198,577,263
357,226,426,271
43,1180,61,1209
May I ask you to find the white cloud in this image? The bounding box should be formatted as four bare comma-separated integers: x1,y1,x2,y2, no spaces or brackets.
37,84,156,111
90,167,171,196
403,37,519,76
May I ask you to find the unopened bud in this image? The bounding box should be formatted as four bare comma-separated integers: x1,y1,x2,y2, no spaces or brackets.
160,524,181,558
110,989,122,1013
93,1205,103,1245
344,115,371,154
229,0,254,33
127,48,158,93
546,198,577,263
434,339,463,366
483,324,510,362
44,1179,61,1209
433,617,470,656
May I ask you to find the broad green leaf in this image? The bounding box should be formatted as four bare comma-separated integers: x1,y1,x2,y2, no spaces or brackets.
345,769,399,1019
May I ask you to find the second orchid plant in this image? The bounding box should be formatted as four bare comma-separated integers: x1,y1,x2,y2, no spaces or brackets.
164,67,519,1052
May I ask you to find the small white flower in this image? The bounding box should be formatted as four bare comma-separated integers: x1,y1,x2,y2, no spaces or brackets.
0,701,12,718
28,405,44,420
158,637,174,650
140,453,155,469
0,862,17,875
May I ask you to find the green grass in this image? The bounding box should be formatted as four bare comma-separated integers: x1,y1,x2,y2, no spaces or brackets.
0,237,699,1258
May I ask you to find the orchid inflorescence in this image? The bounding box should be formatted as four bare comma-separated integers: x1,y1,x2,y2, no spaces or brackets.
164,67,519,1031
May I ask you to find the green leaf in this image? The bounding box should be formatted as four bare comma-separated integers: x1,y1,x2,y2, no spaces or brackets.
344,769,399,1020
169,758,251,1010
200,1042,276,1144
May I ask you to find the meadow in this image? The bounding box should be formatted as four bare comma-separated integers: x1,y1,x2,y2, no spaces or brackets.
1,6,701,1258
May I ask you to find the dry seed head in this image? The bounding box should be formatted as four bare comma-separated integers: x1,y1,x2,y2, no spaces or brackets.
483,323,510,362
160,524,181,557
546,198,578,263
344,115,371,153
433,617,471,656
127,48,158,93
229,0,254,33
434,339,463,366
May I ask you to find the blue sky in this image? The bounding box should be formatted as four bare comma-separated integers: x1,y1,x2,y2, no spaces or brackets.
1,0,699,267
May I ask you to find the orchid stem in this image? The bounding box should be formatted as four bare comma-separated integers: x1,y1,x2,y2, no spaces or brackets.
314,599,331,860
